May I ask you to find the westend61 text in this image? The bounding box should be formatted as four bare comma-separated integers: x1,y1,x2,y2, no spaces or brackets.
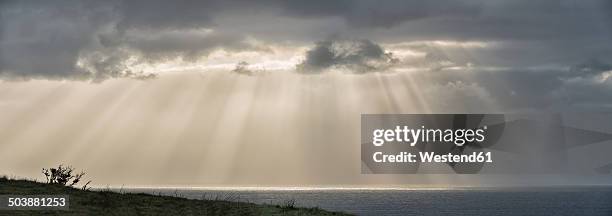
373,151,493,163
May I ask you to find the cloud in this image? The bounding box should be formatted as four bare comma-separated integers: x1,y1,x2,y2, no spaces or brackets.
0,0,264,81
297,39,398,73
0,1,168,81
114,0,215,31
416,58,612,111
231,61,254,76
76,48,158,82
1,0,612,83
101,28,257,61
279,0,481,28
568,58,612,77
423,81,496,112
557,59,612,109
0,1,112,80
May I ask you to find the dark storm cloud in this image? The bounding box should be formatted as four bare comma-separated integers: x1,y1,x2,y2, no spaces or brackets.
279,0,481,28
424,58,612,111
99,29,256,62
359,0,612,42
297,39,398,73
1,0,612,82
0,0,264,81
114,0,215,31
558,59,612,109
114,0,276,31
0,1,113,80
569,59,612,77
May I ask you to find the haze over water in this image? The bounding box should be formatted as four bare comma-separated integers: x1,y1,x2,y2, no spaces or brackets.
123,186,612,216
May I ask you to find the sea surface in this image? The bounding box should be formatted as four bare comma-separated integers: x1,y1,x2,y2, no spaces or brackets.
121,186,612,216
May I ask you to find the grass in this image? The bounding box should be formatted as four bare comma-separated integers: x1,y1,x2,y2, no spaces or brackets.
0,176,352,216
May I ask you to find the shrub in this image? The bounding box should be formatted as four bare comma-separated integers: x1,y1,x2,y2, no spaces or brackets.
41,164,90,190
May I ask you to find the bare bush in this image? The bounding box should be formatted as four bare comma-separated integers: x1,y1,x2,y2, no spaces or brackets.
42,165,90,189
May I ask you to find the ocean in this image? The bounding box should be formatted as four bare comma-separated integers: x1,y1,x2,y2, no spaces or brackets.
121,187,612,216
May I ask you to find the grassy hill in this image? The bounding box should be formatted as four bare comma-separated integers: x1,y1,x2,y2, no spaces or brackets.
0,177,351,216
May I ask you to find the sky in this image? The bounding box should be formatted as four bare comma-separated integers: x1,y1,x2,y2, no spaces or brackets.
0,0,612,186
